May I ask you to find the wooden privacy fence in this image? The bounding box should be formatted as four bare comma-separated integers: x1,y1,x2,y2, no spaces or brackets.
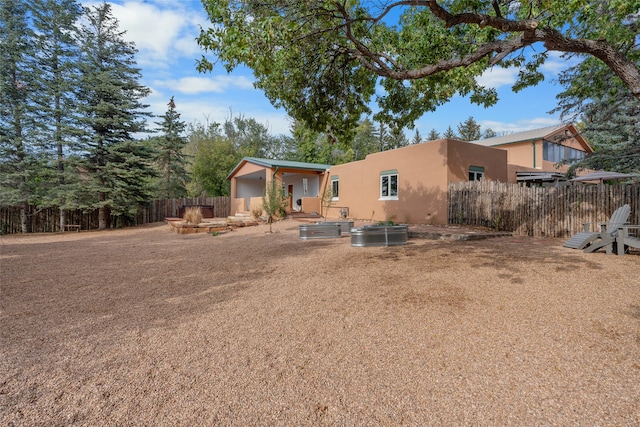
142,197,230,222
0,197,230,234
448,181,640,238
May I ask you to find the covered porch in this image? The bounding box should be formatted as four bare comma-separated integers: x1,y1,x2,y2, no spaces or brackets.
227,157,331,218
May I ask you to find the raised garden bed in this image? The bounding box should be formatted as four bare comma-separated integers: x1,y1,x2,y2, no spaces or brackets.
299,223,341,239
350,224,408,247
166,218,230,234
318,221,354,236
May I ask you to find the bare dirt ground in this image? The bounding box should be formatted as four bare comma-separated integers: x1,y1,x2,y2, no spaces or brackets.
1,221,639,426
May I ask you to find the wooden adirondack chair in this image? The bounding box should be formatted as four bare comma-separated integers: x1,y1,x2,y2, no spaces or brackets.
616,225,640,256
563,204,631,255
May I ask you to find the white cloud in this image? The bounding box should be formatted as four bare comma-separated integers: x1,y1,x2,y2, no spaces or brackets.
153,75,254,94
144,87,291,136
99,1,205,67
540,51,579,77
476,66,519,89
479,117,560,134
477,51,580,89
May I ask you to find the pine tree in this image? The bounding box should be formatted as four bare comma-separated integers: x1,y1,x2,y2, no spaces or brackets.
351,119,377,160
483,128,497,139
74,3,153,229
427,129,440,141
411,129,423,145
29,0,83,230
0,0,46,233
443,126,457,139
572,93,640,174
153,97,189,198
387,126,409,150
555,57,640,175
457,116,482,141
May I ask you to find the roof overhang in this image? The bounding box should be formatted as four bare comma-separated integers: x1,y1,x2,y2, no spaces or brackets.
516,171,567,182
570,171,636,182
227,157,331,180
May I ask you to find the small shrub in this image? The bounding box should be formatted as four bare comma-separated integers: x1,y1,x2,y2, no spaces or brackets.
251,205,263,220
183,207,203,224
492,215,502,231
262,180,287,233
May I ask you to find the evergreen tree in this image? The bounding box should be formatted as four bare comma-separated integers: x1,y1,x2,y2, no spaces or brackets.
457,116,482,141
427,129,440,141
555,57,640,175
443,126,457,139
351,119,378,160
412,129,423,145
29,0,83,229
0,0,46,233
483,128,497,139
153,96,189,198
74,3,153,229
377,122,389,151
387,126,409,150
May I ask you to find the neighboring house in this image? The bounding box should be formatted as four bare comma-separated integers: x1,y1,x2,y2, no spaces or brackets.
226,124,593,224
471,123,594,185
227,157,331,217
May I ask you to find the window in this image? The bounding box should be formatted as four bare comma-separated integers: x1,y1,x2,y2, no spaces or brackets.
543,141,586,163
380,170,398,199
469,166,485,181
331,176,339,200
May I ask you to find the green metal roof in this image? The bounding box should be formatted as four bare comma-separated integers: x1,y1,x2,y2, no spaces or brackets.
227,157,331,179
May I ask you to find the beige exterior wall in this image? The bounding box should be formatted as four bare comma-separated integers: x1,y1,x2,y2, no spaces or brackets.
326,139,507,225
446,139,508,183
493,141,540,169
490,126,592,176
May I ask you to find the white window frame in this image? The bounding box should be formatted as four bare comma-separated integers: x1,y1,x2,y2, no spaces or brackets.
469,166,485,181
331,176,339,201
379,170,398,200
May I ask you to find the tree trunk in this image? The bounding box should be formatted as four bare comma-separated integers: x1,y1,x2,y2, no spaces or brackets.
59,208,67,231
98,206,108,229
98,192,108,229
20,202,28,234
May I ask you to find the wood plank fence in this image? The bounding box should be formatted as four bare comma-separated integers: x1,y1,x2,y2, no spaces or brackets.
0,197,230,234
448,181,640,238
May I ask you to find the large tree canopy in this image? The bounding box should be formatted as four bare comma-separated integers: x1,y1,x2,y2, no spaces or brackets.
197,0,640,139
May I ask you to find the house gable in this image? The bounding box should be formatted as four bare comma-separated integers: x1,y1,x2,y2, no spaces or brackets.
470,123,592,177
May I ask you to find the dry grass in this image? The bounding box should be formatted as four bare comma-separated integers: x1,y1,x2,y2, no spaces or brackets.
1,221,639,425
183,207,203,224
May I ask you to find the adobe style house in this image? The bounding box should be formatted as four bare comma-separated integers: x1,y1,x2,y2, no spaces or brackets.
226,124,593,224
227,158,331,216
325,138,508,224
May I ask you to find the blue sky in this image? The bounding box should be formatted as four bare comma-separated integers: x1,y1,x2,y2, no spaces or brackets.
92,0,574,138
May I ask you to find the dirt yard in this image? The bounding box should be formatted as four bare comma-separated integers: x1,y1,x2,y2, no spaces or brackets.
1,221,639,425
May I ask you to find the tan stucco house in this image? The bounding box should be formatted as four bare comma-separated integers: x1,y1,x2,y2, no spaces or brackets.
226,124,593,224
471,123,594,184
325,138,508,224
